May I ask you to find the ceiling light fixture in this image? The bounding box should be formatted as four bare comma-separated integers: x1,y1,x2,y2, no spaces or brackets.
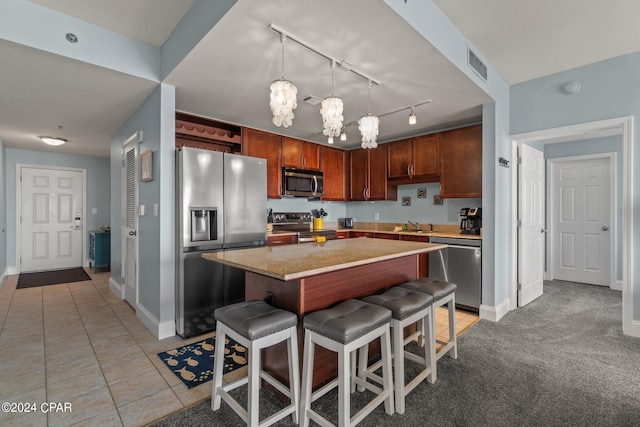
358,81,379,149
269,34,297,128
409,108,417,125
321,60,344,144
40,136,67,146
340,127,347,141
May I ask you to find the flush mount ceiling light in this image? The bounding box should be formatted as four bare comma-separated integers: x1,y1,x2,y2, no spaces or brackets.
269,34,297,128
358,81,379,149
321,60,344,144
40,136,67,146
561,80,581,95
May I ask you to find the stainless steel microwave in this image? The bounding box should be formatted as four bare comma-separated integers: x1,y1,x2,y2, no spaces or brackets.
282,168,323,197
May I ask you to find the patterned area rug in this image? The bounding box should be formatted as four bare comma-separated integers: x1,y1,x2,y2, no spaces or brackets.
157,336,246,389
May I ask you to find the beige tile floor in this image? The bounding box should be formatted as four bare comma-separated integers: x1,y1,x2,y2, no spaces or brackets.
0,270,479,427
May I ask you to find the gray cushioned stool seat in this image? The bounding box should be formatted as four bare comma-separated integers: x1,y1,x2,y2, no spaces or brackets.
303,299,391,344
362,287,434,320
399,278,457,300
214,300,297,341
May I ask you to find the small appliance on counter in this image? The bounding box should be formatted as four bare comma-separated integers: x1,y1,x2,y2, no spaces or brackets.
341,217,353,229
460,207,482,235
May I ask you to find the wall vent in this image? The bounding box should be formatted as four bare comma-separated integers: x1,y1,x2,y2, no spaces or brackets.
468,47,488,82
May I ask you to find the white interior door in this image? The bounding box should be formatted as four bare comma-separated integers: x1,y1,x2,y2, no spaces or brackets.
122,142,138,307
518,144,545,306
551,157,611,285
20,167,84,272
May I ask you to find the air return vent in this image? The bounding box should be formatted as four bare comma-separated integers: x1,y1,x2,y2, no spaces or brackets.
468,48,488,81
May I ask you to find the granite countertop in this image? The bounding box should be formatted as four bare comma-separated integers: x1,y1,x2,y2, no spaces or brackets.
203,237,446,281
267,228,481,240
343,228,482,240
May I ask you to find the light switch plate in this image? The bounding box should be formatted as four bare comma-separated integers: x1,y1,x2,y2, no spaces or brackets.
153,203,158,216
139,204,145,216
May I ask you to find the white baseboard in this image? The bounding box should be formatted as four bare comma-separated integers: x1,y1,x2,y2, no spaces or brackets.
624,319,640,339
479,298,510,322
0,269,7,291
7,266,18,275
611,280,623,291
109,277,124,299
136,302,176,340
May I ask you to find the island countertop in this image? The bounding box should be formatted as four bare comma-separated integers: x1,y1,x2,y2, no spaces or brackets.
202,237,446,281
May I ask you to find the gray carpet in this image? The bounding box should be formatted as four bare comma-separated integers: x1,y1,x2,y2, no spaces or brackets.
152,281,640,426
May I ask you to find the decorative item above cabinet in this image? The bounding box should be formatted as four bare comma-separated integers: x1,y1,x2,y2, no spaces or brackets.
175,112,242,153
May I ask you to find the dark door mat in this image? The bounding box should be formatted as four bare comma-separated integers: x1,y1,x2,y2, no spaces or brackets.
17,267,91,289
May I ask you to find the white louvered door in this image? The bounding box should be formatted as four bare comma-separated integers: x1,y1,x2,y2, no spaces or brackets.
20,167,84,272
123,143,138,307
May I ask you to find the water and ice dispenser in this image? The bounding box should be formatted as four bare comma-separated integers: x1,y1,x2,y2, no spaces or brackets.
190,208,217,242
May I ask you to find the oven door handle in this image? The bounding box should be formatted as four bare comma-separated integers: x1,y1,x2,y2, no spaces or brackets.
298,237,317,243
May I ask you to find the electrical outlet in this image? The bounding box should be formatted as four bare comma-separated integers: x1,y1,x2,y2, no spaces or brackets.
374,212,380,221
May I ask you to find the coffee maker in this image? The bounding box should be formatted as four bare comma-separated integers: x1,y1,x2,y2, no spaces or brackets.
460,207,482,235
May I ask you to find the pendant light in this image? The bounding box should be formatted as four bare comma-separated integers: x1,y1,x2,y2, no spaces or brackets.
358,81,379,149
269,34,297,127
321,60,343,143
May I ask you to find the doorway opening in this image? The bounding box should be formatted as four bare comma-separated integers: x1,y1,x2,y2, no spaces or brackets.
509,116,635,337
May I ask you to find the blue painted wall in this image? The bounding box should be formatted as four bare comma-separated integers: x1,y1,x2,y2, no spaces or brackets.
111,84,176,332
267,182,480,226
511,52,640,322
3,147,110,270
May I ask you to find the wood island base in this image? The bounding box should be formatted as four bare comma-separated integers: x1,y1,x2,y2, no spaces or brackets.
245,254,420,390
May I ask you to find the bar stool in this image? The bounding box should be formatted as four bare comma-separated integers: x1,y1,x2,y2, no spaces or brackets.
211,300,300,427
300,299,394,427
361,286,436,414
399,278,458,360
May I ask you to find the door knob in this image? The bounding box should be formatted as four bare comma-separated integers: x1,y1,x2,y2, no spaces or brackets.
129,230,137,236
601,226,609,231
540,228,548,234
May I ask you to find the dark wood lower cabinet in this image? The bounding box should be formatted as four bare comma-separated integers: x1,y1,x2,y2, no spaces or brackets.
244,255,420,391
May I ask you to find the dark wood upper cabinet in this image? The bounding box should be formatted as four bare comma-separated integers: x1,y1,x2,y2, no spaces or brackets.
349,147,397,201
321,146,348,201
388,133,439,183
439,124,482,198
281,137,320,170
242,128,282,199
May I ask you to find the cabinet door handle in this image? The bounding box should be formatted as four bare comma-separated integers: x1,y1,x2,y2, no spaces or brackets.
363,188,367,199
411,164,415,176
407,165,411,177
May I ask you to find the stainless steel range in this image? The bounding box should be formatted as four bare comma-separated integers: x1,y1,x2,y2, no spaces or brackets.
272,212,337,243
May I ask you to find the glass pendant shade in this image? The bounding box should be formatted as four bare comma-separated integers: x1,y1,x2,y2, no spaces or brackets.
270,79,298,127
358,114,379,149
321,96,343,138
409,111,417,125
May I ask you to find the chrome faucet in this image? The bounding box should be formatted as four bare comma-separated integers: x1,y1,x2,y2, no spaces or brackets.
407,221,421,231
427,223,434,232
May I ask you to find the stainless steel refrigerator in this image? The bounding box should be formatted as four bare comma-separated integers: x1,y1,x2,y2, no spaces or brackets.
176,147,267,337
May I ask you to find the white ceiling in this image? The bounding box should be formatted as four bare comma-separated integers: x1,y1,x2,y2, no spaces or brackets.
2,0,640,157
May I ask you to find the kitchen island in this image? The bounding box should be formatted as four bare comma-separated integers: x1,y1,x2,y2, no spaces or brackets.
202,237,446,389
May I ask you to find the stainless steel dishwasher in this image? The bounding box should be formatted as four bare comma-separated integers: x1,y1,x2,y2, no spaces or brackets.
428,236,481,312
